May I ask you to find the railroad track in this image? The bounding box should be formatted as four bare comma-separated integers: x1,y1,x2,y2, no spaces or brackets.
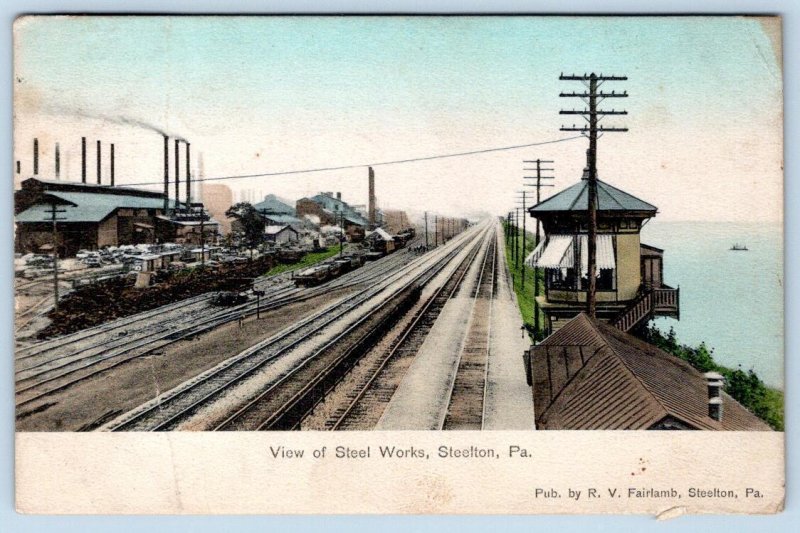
15,249,421,411
16,247,415,377
215,232,481,432
101,226,482,432
328,226,490,430
16,245,415,362
441,230,497,430
17,245,416,374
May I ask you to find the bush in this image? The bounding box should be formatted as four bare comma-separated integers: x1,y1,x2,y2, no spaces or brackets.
642,325,783,431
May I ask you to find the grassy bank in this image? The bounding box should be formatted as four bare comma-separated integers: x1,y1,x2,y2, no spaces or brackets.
501,220,545,339
642,325,784,431
264,247,340,277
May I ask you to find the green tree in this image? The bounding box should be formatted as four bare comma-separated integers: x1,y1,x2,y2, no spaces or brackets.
225,202,264,257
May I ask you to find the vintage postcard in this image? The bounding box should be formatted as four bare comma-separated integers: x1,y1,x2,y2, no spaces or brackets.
13,15,784,515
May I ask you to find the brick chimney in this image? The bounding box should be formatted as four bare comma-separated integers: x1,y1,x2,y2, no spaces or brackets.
704,371,724,422
368,166,376,229
33,138,39,175
81,137,87,183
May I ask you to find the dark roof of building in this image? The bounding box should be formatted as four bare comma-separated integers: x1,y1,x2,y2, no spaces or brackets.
529,177,657,215
17,191,169,223
20,177,164,199
532,314,770,431
640,243,664,257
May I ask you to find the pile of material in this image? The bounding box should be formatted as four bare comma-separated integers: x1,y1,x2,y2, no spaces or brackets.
38,256,274,338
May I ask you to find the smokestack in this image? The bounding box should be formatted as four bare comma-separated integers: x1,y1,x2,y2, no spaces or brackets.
81,137,87,183
163,135,169,212
368,166,376,229
55,143,60,179
33,138,39,175
198,151,205,203
336,191,341,201
185,141,191,206
704,372,724,422
16,161,20,174
97,140,102,184
110,143,115,186
174,139,180,210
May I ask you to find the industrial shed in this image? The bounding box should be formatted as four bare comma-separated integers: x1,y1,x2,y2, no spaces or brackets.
15,178,170,257
528,313,770,431
264,224,299,244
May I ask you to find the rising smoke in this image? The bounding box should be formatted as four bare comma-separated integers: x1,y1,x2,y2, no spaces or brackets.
42,103,187,140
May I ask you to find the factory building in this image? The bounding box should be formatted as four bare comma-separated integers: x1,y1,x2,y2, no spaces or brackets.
253,194,296,217
14,177,170,257
264,224,299,244
527,313,769,431
262,213,304,230
296,192,368,241
252,194,304,230
199,183,233,236
158,204,221,246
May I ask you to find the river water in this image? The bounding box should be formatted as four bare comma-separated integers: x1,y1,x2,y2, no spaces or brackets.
640,220,784,389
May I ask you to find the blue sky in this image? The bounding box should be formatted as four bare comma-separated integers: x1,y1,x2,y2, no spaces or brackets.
13,16,783,221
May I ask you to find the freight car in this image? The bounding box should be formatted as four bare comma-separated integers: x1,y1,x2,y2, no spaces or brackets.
394,228,416,247
293,254,366,287
294,264,332,286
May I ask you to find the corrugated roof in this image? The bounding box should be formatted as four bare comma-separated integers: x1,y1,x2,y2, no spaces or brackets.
532,314,771,431
529,178,657,214
16,191,168,223
253,194,295,216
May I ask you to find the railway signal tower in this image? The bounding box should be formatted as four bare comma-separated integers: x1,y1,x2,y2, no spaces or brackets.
559,72,628,318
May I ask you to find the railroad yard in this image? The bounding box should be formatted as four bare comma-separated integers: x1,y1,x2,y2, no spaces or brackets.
15,218,534,432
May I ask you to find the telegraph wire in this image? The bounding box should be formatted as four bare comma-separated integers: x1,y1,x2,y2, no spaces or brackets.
123,135,585,187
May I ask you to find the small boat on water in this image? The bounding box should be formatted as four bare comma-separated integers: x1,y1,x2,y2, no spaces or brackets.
730,244,749,251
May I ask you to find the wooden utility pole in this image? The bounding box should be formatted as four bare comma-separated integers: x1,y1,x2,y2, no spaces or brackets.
523,159,555,337
560,73,628,318
434,215,438,246
514,208,521,269
520,192,527,289
44,204,66,312
339,212,344,256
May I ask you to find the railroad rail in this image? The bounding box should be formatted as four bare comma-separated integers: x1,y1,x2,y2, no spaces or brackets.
441,232,497,430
